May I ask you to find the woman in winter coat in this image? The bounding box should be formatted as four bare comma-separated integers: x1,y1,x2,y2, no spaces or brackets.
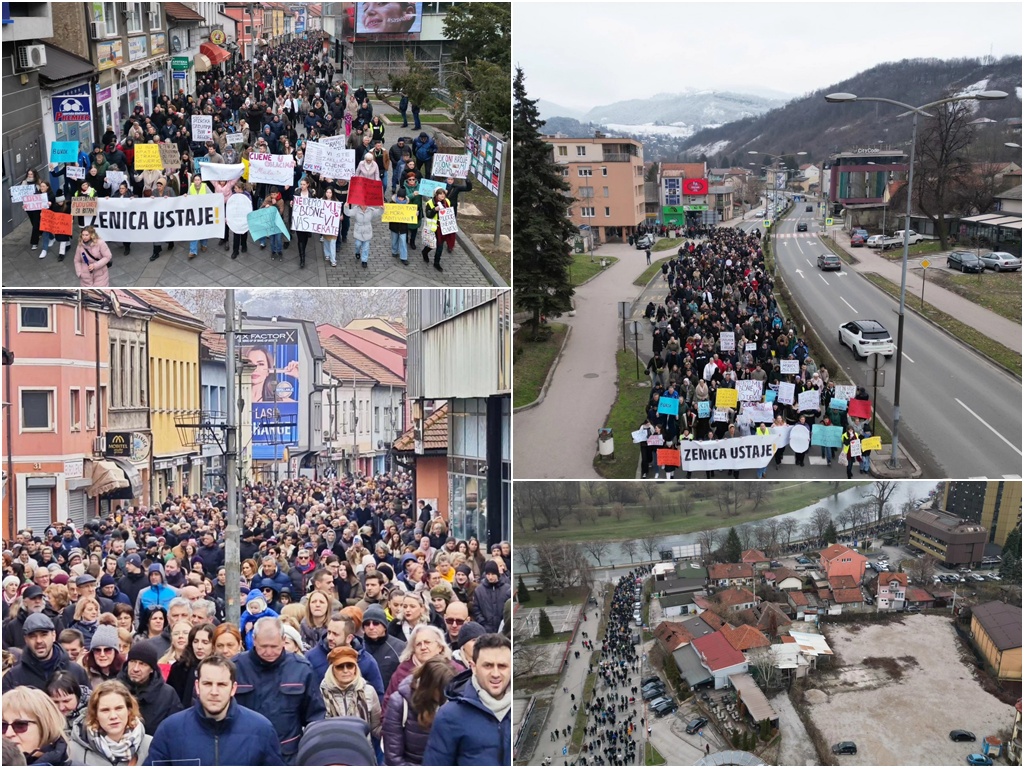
80,625,125,689
382,656,457,765
46,670,91,733
343,200,382,268
300,589,332,648
259,189,287,260
320,645,382,740
382,625,464,718
421,188,454,272
67,680,152,766
73,226,113,288
291,176,315,268
166,622,214,708
2,687,72,765
133,606,170,657
23,168,44,251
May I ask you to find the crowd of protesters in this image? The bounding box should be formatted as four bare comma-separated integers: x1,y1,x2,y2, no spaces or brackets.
20,32,470,274
634,225,876,480
1,472,511,766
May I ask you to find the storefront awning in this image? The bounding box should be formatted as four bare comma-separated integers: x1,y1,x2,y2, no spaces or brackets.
86,460,130,498
106,457,143,497
199,42,231,65
193,53,213,72
38,44,96,86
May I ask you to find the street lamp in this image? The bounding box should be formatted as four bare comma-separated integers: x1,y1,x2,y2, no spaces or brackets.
824,89,1008,469
748,149,806,275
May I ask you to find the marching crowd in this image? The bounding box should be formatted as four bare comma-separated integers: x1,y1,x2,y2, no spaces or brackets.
19,31,471,281
634,226,876,480
1,472,511,766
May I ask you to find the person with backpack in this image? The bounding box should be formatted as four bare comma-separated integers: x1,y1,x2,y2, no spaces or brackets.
412,132,437,178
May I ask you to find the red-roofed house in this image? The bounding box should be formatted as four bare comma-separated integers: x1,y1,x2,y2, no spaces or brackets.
905,587,935,610
830,588,867,611
819,544,866,582
828,574,859,590
653,621,694,654
871,572,908,611
756,602,793,638
741,549,771,570
691,631,749,688
721,624,770,653
713,587,758,613
392,403,449,524
708,562,755,587
763,568,803,591
696,609,727,630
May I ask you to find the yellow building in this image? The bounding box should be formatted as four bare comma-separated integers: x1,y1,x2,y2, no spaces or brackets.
944,481,1022,548
131,291,205,501
970,601,1022,682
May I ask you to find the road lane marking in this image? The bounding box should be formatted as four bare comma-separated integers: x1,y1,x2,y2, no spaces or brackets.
955,398,1024,456
901,352,914,363
840,297,858,313
819,274,829,285
806,259,813,267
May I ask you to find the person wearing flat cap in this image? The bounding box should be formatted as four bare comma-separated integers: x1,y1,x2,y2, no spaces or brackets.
2,584,65,650
61,573,114,627
4,612,91,691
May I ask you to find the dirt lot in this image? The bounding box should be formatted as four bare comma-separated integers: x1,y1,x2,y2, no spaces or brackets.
804,615,1010,765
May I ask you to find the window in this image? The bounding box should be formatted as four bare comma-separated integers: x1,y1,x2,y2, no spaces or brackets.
21,390,54,431
581,207,595,218
19,305,52,331
561,168,569,177
577,168,592,177
126,2,144,33
69,390,81,431
244,24,252,34
557,145,567,156
575,145,586,156
103,2,118,36
148,2,162,30
374,406,380,433
605,207,611,217
74,300,83,335
601,167,608,176
578,186,594,198
603,186,609,197
86,389,97,430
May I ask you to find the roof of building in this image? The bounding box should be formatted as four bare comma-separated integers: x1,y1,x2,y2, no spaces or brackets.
831,588,865,604
764,567,801,584
741,549,768,564
756,602,793,635
393,403,448,453
995,184,1022,201
692,610,726,631
819,543,862,562
828,574,859,590
875,572,908,589
787,630,834,656
39,44,96,86
200,328,227,358
788,591,809,606
164,2,206,21
679,614,720,640
715,587,756,607
661,162,706,178
905,587,934,603
658,575,706,594
692,631,747,671
653,621,694,653
728,671,778,722
908,507,986,535
708,563,754,581
971,601,1022,651
659,592,698,609
721,624,770,652
316,330,404,387
671,643,715,688
127,290,204,329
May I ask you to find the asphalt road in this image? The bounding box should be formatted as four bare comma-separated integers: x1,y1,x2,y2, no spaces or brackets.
769,206,1022,479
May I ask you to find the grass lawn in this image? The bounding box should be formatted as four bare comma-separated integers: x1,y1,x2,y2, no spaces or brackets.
571,252,618,286
863,273,1022,377
928,269,1021,323
652,237,684,252
521,630,572,646
878,240,944,260
515,673,560,693
634,256,672,286
516,481,864,544
513,325,568,408
593,348,651,479
645,742,667,765
520,585,591,607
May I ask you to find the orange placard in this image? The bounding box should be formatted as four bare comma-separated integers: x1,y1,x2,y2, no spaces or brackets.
656,448,681,467
40,209,73,236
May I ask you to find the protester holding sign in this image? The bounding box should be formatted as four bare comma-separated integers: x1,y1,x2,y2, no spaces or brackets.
259,190,288,260
22,168,45,251
387,187,414,265
32,180,57,259
444,175,473,216
321,187,341,267
228,178,253,260
149,177,178,262
186,174,211,260
291,177,315,269
74,226,113,287
422,188,454,272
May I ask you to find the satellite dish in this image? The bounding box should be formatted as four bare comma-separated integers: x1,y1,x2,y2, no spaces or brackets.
171,36,182,52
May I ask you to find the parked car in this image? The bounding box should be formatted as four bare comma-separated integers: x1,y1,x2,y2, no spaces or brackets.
852,228,869,239
947,250,985,273
832,742,858,755
653,702,678,718
864,595,874,605
966,754,993,766
818,253,842,271
641,676,660,687
950,730,976,742
866,234,886,248
635,234,655,250
979,251,1022,271
685,717,709,734
838,319,896,358
797,222,808,232
850,233,867,246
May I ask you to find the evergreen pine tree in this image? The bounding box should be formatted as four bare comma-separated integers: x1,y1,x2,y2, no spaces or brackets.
513,67,575,338
517,575,531,604
723,527,743,562
824,519,839,544
538,608,555,637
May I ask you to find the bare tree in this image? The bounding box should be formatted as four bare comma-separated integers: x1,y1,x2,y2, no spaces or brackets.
513,642,549,679
645,502,663,522
761,518,781,556
582,540,610,566
747,645,782,692
641,483,660,502
675,491,696,517
868,481,898,524
516,546,536,574
621,539,639,564
750,482,773,512
696,528,719,563
612,502,626,522
639,535,662,562
779,518,798,550
534,542,592,596
836,509,853,536
169,289,226,326
811,507,833,542
904,554,938,585
752,522,772,553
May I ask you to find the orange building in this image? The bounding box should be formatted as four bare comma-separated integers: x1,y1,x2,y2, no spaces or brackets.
2,291,116,540
392,403,449,521
818,543,867,582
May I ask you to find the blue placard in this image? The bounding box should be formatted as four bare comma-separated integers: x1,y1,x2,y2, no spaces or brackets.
657,396,679,417
697,400,710,419
50,141,79,163
247,207,291,241
52,84,91,123
811,424,844,449
765,389,777,403
830,398,848,411
194,156,211,174
418,178,446,197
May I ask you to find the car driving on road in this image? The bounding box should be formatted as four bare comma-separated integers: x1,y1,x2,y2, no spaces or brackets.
817,253,842,271
838,320,896,358
832,742,857,755
797,222,808,232
635,234,654,250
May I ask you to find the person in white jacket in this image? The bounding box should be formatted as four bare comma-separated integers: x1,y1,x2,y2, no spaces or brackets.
344,203,382,268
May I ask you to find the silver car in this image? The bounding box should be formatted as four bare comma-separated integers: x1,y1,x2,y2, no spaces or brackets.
979,251,1022,272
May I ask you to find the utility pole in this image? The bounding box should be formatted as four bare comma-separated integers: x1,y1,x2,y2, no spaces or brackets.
224,290,241,626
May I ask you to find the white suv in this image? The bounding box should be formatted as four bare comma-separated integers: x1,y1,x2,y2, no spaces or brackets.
838,320,896,358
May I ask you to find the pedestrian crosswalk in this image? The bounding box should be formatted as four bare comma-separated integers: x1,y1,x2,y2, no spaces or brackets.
774,233,821,239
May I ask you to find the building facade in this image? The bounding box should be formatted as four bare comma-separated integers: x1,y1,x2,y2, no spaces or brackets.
906,508,987,567
943,480,1022,548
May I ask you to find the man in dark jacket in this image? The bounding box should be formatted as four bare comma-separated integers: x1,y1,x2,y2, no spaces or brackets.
118,640,183,735
4,613,91,690
196,530,224,575
2,584,64,650
234,617,326,763
257,554,292,594
99,574,132,606
471,560,511,634
422,633,511,766
61,573,115,625
117,553,148,607
360,605,405,690
146,655,283,766
306,612,384,697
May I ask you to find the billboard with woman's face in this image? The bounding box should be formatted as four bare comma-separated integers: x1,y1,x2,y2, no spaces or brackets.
355,2,423,35
239,329,300,460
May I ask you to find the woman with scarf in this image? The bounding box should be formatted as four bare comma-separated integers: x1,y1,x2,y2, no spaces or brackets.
46,670,91,732
80,625,125,688
383,656,457,766
1,687,72,765
67,680,151,765
320,645,382,743
382,625,464,717
133,605,170,657
166,622,214,708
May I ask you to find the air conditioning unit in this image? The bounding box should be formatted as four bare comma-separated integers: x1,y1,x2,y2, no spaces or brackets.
16,44,47,70
93,436,106,454
90,21,106,39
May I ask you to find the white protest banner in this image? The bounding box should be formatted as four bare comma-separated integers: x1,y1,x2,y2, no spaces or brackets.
744,403,774,424
22,194,50,211
777,381,795,405
789,426,810,453
431,153,470,179
771,424,792,449
631,429,648,444
226,194,253,234
92,195,225,243
319,135,349,152
201,162,246,183
736,380,763,402
304,142,354,179
192,115,213,141
248,153,294,186
291,196,342,236
67,166,87,180
226,132,245,145
780,359,800,374
719,332,735,352
834,384,856,401
797,389,820,412
679,435,776,472
713,408,730,423
438,208,457,235
849,438,862,458
105,171,127,189
745,342,757,352
646,434,664,447
10,185,36,203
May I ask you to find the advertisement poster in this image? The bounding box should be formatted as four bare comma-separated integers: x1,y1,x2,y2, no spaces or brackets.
96,39,124,70
52,84,92,122
238,329,301,460
465,120,504,196
355,2,422,34
128,36,148,62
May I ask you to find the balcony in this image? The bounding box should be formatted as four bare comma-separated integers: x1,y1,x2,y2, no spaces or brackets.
603,152,635,163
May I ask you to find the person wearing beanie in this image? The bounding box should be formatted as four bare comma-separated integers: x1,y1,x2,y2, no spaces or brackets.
99,573,131,606
81,623,125,688
2,574,20,620
117,552,148,607
239,588,279,650
454,620,487,667
429,581,454,617
281,621,306,654
116,638,183,735
360,603,405,690
320,644,382,746
452,563,477,605
471,560,510,634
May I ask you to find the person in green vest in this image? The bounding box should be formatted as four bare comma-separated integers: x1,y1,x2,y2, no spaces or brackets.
187,173,209,260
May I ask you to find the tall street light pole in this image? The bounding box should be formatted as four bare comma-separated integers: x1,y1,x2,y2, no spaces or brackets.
824,89,1008,469
223,290,240,626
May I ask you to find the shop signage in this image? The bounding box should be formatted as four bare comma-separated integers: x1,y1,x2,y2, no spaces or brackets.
151,32,167,56
96,39,124,71
171,56,190,71
52,84,92,122
64,459,84,479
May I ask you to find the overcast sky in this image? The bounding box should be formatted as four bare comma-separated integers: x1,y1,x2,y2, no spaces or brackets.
514,1,1022,111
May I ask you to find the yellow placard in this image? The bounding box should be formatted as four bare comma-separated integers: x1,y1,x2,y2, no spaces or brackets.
860,436,882,452
134,144,164,171
715,388,738,409
381,203,418,224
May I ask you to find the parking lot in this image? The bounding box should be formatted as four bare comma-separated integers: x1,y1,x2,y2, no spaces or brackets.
804,614,1010,765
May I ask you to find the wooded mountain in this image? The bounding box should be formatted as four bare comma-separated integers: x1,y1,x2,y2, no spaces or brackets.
583,89,788,128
